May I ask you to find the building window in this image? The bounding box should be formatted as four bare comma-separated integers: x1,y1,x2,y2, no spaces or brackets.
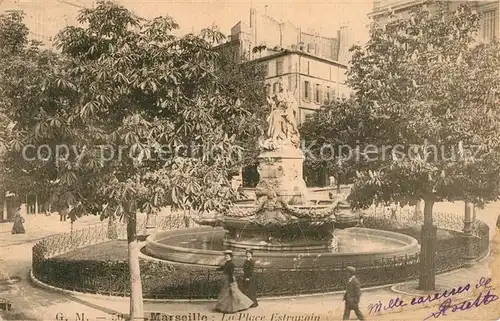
315,84,321,103
481,10,496,43
262,63,269,77
326,86,331,104
300,109,314,124
273,82,279,94
265,84,271,96
307,61,310,75
304,81,311,100
332,88,337,99
276,59,284,76
288,76,293,91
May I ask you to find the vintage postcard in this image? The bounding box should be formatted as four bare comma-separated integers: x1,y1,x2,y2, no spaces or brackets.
0,0,499,320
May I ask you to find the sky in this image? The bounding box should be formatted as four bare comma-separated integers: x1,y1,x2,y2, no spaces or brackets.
122,0,373,44
0,0,373,46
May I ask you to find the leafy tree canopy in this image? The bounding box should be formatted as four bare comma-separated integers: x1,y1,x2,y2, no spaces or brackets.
321,2,500,208
1,1,266,219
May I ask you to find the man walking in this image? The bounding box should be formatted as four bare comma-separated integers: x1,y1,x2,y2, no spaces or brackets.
343,266,365,320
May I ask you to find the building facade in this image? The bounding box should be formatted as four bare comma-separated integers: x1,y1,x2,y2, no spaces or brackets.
255,49,349,124
219,8,350,126
369,0,498,43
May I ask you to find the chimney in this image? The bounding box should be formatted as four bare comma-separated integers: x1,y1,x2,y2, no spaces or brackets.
337,24,349,63
250,8,258,57
250,8,257,27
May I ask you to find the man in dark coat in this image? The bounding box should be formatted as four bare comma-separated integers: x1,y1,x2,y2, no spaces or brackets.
241,249,258,307
342,266,364,320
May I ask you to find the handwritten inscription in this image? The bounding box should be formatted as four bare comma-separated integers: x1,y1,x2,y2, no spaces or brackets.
423,276,498,320
367,276,497,318
423,290,498,320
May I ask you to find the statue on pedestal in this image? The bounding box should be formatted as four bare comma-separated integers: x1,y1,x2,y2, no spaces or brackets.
260,79,300,150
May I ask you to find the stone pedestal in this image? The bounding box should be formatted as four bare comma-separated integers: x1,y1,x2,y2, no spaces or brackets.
254,146,308,205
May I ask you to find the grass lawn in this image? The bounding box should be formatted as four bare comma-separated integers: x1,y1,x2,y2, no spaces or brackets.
56,239,128,261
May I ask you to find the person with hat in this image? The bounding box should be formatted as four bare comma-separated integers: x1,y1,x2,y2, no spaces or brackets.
241,249,258,307
11,206,25,234
215,250,253,313
342,266,365,320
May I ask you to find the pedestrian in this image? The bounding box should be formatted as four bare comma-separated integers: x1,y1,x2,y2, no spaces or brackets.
11,207,25,234
215,250,253,313
241,249,258,307
342,266,365,320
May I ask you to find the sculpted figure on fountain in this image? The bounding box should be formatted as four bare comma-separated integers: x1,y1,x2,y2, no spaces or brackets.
260,79,300,150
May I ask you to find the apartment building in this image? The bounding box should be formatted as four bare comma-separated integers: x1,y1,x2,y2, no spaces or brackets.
218,8,350,125
255,49,349,123
369,0,498,43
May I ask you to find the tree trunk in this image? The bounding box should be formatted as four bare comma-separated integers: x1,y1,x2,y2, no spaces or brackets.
127,211,144,320
336,182,341,194
2,198,7,221
107,213,118,239
183,209,190,228
413,199,422,221
323,168,329,188
418,198,437,290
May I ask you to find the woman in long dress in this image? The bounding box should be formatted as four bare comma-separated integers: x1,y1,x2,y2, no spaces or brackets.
11,207,25,234
241,249,258,307
215,250,253,313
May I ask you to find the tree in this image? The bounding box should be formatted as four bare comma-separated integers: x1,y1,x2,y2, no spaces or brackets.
0,10,59,209
344,2,500,290
3,1,265,318
300,97,375,191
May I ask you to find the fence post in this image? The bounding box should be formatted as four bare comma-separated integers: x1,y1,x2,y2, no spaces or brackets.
462,202,476,267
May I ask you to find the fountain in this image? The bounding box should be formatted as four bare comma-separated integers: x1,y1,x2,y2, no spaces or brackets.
144,79,419,271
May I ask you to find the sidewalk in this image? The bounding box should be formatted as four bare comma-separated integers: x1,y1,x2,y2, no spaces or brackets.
0,213,103,246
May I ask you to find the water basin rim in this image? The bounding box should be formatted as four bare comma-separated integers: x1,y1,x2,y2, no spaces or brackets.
146,227,419,257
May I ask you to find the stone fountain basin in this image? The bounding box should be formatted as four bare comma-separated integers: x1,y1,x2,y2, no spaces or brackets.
143,227,420,269
222,216,334,230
